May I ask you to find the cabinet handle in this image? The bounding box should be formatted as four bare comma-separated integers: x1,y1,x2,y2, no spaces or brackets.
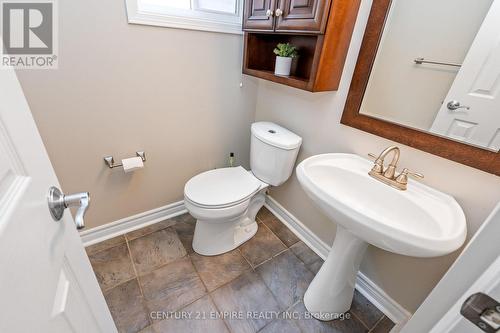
275,8,283,17
266,9,273,17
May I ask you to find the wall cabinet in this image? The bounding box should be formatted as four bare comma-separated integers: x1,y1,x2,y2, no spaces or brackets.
243,0,276,31
276,0,330,33
244,0,331,34
242,0,361,92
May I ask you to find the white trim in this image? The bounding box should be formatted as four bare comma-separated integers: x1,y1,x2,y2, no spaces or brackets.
79,201,187,247
264,195,412,329
355,272,411,331
125,0,243,35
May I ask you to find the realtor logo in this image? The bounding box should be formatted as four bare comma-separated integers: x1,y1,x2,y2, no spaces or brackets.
1,0,57,69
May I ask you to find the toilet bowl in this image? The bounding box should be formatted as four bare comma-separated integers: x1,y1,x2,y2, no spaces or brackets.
184,122,302,256
184,166,268,255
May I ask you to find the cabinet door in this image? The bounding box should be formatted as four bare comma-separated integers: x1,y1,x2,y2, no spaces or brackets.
275,0,331,33
243,0,277,31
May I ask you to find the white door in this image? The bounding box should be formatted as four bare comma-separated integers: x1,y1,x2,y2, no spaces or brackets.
429,255,500,333
0,65,116,331
430,0,500,151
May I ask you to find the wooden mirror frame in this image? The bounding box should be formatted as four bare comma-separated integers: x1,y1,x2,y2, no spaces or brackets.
341,0,499,175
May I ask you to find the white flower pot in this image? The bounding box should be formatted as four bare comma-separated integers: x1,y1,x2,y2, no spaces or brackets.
274,56,293,76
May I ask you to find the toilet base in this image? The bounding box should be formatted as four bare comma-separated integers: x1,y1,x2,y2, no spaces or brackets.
190,188,266,256
192,218,258,256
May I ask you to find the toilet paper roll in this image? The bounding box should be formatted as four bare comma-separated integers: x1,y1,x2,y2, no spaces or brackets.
122,156,144,173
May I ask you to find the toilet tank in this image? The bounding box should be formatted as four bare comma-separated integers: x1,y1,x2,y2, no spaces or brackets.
250,122,302,186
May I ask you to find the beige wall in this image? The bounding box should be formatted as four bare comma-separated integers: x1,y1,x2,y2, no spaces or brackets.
254,0,500,312
16,0,258,229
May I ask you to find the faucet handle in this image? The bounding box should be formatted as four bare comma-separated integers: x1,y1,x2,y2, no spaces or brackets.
395,168,424,188
367,153,384,174
405,169,424,179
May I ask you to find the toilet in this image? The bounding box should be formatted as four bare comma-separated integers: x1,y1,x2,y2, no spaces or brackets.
184,122,302,256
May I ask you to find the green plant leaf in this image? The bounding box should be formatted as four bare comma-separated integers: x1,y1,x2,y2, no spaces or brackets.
273,42,298,58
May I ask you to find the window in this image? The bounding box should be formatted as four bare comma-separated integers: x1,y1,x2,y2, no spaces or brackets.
125,0,243,34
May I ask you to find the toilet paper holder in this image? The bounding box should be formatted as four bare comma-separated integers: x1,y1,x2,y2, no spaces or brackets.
104,151,146,169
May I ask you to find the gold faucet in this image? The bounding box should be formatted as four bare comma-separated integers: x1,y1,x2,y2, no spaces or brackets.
368,146,423,190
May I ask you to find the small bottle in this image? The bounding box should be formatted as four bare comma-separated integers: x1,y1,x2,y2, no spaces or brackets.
228,152,235,167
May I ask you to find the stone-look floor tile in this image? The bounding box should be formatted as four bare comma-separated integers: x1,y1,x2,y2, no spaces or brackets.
86,235,126,256
152,295,229,333
308,259,325,274
290,241,322,266
126,220,177,241
211,271,281,333
191,249,250,291
138,326,155,333
89,211,388,333
351,290,384,329
290,241,325,275
256,207,274,223
291,302,368,333
104,279,150,333
258,316,301,333
172,214,197,254
369,316,395,333
239,225,286,267
129,227,187,275
261,216,299,247
256,250,314,309
140,256,206,314
170,213,196,225
89,243,135,291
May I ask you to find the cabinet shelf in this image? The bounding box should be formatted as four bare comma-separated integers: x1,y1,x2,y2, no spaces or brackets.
242,0,361,92
244,68,309,90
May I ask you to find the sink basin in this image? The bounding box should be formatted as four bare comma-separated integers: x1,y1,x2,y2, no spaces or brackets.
296,153,466,320
297,153,466,257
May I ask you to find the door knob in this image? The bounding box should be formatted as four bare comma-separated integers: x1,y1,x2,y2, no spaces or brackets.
461,292,500,332
47,186,90,230
447,100,470,111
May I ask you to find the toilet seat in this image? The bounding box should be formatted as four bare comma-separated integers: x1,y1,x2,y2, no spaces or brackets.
184,166,263,209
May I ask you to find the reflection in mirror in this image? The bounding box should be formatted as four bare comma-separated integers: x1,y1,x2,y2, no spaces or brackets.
359,0,499,152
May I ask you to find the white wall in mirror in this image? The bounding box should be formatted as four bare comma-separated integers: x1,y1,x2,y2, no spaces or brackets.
359,0,499,151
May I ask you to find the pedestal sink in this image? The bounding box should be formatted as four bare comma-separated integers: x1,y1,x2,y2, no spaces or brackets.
296,153,467,320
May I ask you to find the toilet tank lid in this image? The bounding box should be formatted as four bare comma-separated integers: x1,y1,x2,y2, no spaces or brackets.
251,122,302,150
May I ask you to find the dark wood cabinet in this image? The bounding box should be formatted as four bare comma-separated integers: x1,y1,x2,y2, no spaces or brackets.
242,0,361,92
243,0,277,31
276,0,331,33
243,0,330,33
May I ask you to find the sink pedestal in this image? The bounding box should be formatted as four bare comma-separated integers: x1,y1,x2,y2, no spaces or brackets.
304,225,368,320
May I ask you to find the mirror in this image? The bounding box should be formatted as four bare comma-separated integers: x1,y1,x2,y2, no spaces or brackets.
360,0,497,152
342,0,499,175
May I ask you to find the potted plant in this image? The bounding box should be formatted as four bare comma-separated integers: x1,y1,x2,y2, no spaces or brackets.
273,43,298,76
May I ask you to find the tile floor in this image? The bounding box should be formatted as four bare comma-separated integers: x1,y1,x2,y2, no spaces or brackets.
86,207,395,333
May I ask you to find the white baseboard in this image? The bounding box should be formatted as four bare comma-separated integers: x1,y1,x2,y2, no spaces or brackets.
264,195,412,328
79,201,187,247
